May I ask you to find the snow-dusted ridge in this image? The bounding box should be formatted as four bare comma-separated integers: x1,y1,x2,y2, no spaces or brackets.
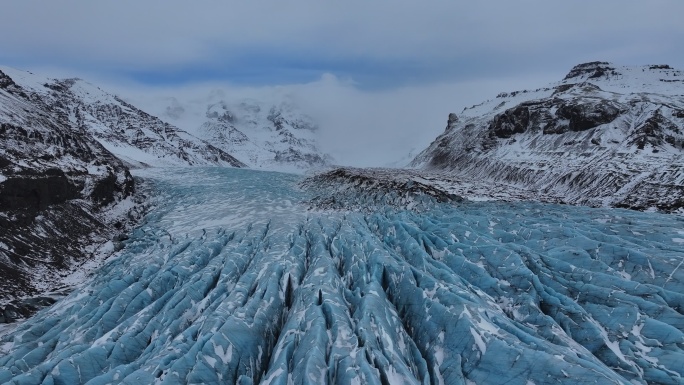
412,62,684,212
0,64,332,321
0,66,245,169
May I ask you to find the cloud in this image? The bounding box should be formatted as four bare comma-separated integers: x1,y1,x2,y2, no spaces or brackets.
105,71,556,167
1,1,682,88
291,73,560,166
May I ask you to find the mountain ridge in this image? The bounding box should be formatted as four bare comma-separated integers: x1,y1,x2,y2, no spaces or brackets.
411,62,684,212
0,66,245,169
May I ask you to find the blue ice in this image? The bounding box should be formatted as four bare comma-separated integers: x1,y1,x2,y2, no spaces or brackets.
1,167,684,384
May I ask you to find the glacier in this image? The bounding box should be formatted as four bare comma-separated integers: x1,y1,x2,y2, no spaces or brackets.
1,167,684,384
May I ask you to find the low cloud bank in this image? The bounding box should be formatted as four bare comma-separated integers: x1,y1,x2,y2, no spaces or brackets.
109,73,556,167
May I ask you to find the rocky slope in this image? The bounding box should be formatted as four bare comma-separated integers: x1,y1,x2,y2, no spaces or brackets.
0,69,144,321
155,95,332,172
411,62,684,212
0,67,245,169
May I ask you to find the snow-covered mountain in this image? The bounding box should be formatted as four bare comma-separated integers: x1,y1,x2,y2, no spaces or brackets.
151,94,333,172
0,68,144,319
411,62,684,212
0,67,244,169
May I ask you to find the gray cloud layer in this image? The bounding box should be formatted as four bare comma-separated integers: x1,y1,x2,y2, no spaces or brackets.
3,1,682,85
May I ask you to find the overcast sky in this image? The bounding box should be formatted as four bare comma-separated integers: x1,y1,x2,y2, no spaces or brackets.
2,1,683,166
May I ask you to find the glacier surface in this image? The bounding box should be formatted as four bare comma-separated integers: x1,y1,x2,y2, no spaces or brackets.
2,167,684,384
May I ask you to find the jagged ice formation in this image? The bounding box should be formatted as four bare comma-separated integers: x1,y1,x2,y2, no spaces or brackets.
1,168,684,384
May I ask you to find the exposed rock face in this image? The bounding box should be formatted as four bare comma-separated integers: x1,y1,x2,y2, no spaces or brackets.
486,95,624,138
488,105,530,138
412,62,684,212
628,109,682,150
0,71,17,89
553,99,621,132
0,69,142,321
0,167,79,211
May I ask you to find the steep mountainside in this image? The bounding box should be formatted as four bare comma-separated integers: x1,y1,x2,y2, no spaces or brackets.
0,69,142,320
156,95,332,172
0,67,244,169
411,62,684,212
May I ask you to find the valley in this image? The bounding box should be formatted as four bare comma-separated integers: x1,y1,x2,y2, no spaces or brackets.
2,62,684,384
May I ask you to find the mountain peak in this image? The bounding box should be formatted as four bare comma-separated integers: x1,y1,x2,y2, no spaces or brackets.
563,61,620,81
560,62,684,93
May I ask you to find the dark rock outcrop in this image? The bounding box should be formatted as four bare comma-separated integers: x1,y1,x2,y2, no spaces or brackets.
303,167,462,212
563,61,620,80
628,109,682,150
488,106,530,138
546,100,621,134
0,170,80,211
0,70,17,89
